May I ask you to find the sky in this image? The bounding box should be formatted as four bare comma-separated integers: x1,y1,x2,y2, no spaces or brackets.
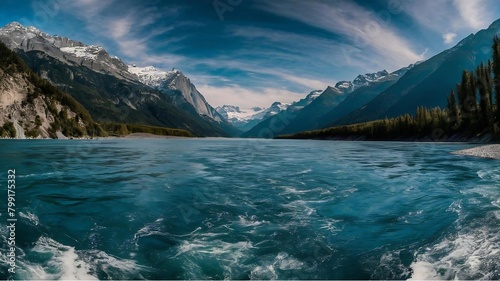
1,0,500,108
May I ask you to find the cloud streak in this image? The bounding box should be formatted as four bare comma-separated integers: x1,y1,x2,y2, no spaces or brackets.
257,0,424,71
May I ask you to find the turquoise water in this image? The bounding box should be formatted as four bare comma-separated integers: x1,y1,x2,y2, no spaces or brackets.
0,139,498,280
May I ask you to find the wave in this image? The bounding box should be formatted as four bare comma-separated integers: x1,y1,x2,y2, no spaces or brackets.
175,239,255,279
408,226,499,280
17,171,63,178
16,236,146,280
19,211,40,226
238,214,268,228
250,252,307,280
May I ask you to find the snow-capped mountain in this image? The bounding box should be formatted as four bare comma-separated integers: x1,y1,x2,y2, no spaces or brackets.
128,65,178,88
241,66,414,138
286,89,323,113
129,65,224,122
216,90,323,132
216,105,264,121
215,105,268,132
0,22,135,81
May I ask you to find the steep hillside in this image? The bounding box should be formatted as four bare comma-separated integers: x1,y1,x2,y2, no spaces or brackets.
336,19,500,125
278,86,349,135
0,42,105,138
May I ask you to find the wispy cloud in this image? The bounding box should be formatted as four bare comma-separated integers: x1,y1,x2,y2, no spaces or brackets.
453,0,491,30
443,32,457,44
58,0,186,67
257,0,424,71
402,0,498,43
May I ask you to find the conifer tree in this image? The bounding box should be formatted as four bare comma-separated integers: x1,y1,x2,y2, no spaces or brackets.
493,36,500,123
447,89,461,127
477,62,492,124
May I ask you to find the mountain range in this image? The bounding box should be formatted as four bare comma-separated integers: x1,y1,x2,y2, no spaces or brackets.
241,18,500,138
1,18,500,139
241,66,414,138
0,22,238,137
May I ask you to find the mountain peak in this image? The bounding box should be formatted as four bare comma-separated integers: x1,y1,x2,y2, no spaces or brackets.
5,21,23,28
2,21,42,34
488,18,500,29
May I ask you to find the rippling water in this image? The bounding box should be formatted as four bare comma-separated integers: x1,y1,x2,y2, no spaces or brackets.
0,139,498,280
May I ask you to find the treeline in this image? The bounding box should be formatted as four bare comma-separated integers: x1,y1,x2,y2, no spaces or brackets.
101,123,194,137
278,36,500,141
0,122,16,138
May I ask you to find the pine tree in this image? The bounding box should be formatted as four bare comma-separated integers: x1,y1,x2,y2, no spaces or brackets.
447,89,461,127
493,36,500,123
458,71,475,125
477,62,492,125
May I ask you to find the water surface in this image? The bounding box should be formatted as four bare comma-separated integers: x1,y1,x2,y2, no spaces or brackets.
0,139,498,279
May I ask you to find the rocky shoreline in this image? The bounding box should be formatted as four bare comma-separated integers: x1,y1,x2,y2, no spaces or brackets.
452,145,500,159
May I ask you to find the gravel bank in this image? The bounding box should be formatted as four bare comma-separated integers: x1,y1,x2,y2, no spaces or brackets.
452,144,500,159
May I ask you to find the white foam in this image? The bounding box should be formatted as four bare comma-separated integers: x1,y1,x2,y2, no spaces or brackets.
18,236,145,280
238,214,268,228
19,211,40,226
28,236,98,280
282,200,316,216
176,238,255,279
408,227,500,280
250,253,304,280
407,261,440,280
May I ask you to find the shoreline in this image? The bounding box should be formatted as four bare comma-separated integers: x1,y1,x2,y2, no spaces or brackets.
451,144,500,159
0,133,194,140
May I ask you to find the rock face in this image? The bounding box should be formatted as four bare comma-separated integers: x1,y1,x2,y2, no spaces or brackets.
0,45,100,139
127,65,239,135
157,70,224,122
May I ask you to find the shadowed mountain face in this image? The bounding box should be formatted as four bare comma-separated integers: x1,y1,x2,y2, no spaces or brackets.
334,19,500,126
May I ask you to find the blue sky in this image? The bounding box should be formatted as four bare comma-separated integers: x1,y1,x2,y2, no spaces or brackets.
1,0,500,108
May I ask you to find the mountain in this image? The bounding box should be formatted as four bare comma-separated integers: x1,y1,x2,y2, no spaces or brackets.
0,22,135,82
128,65,240,136
129,66,223,122
310,65,414,131
216,99,303,133
0,42,105,139
335,18,500,126
240,89,325,138
241,68,402,138
276,86,350,135
216,105,270,132
0,22,237,137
